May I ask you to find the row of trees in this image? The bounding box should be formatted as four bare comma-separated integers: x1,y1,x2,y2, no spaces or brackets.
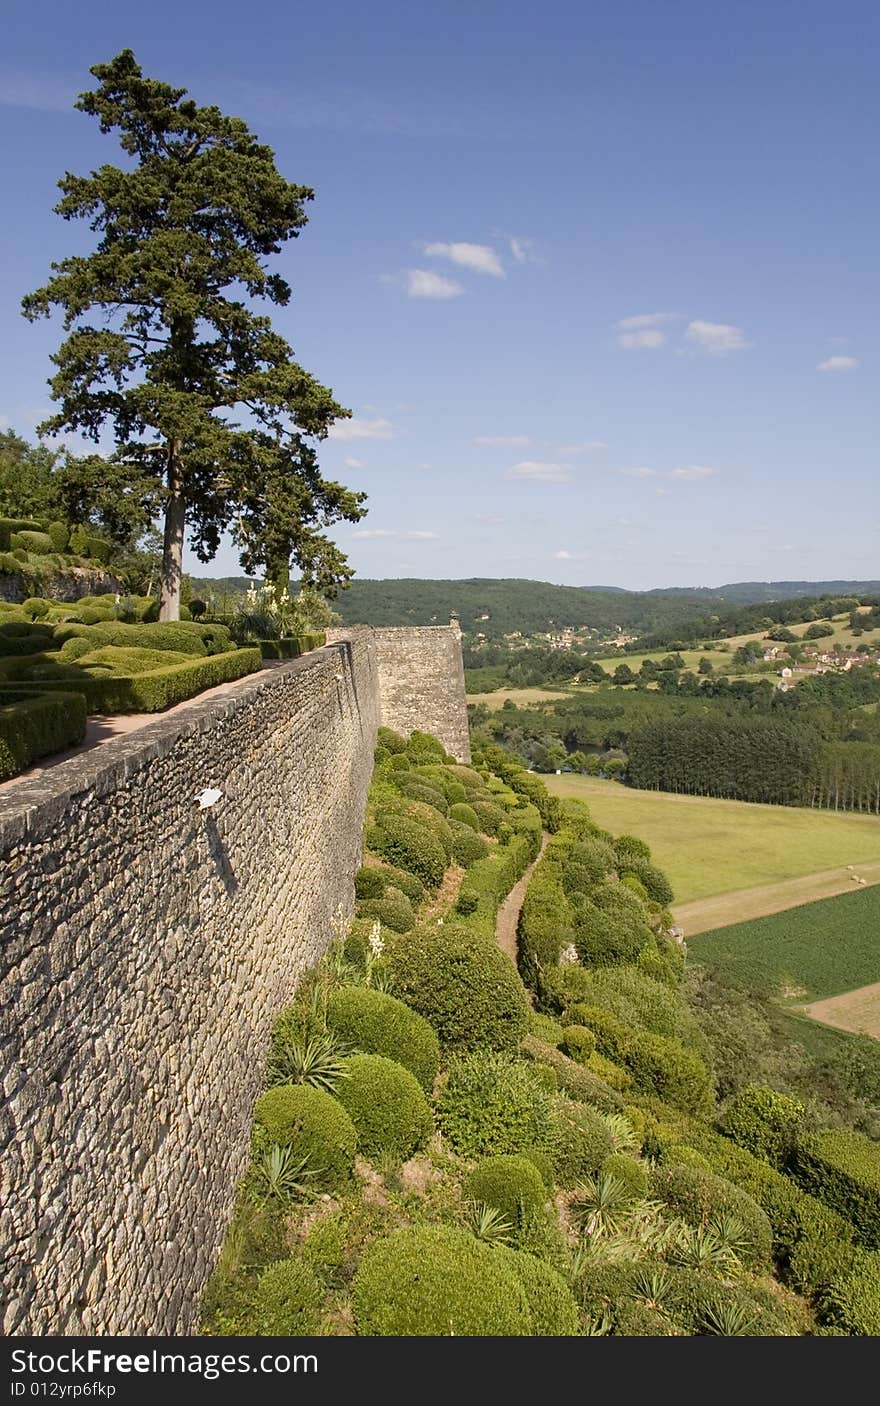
18,51,366,620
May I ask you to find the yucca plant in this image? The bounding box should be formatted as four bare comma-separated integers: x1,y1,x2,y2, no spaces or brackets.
632,1266,675,1310
671,1224,731,1271
698,1296,758,1336
252,1145,319,1204
602,1112,640,1154
465,1202,516,1245
708,1212,749,1270
572,1171,637,1239
581,1312,613,1336
267,1028,350,1092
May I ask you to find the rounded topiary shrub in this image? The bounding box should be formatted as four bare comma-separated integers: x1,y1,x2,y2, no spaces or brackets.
465,1154,547,1225
358,887,415,933
450,823,489,867
369,814,447,888
334,1053,432,1161
405,729,447,764
561,1025,596,1063
604,1152,648,1201
551,1096,614,1187
326,986,440,1091
721,1085,805,1169
252,1258,325,1335
438,1051,555,1159
398,780,449,814
387,923,529,1052
493,1247,580,1336
253,1084,357,1190
21,597,51,621
472,800,504,835
377,725,407,754
354,866,385,900
650,1164,773,1268
59,636,92,661
353,1225,532,1336
449,801,481,831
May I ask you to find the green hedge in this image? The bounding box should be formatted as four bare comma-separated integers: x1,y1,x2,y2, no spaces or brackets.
353,1225,533,1336
454,836,533,941
437,1051,555,1159
650,1163,773,1268
257,633,326,659
465,1154,547,1225
54,620,234,656
325,986,440,1091
10,530,54,556
0,690,87,779
334,1053,432,1161
0,517,43,551
722,1085,805,1169
791,1129,880,1249
3,647,261,714
387,922,529,1053
367,813,448,888
520,1034,623,1113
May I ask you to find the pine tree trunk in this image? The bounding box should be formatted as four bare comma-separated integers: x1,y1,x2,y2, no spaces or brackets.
159,443,184,622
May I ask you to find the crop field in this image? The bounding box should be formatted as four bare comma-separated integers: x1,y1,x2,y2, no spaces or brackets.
543,774,880,904
687,886,880,1002
466,686,575,710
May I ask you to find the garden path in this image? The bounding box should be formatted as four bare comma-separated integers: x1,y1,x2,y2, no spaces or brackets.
495,834,547,964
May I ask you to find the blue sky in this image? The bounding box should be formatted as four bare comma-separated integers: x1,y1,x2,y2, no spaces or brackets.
1,0,877,590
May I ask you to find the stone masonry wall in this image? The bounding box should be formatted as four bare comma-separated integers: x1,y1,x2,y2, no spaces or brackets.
0,637,380,1335
327,624,471,762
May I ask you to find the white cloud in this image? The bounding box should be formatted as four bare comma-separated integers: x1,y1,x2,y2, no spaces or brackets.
618,466,658,479
558,440,607,455
402,530,439,540
328,417,395,441
555,549,588,561
424,242,505,277
619,328,666,349
686,320,752,354
506,235,540,265
669,464,719,481
404,268,464,299
617,312,677,330
343,456,365,469
352,528,395,539
474,434,531,448
507,460,573,483
817,355,859,372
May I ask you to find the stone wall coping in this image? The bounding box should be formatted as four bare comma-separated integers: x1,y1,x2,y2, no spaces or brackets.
0,643,347,847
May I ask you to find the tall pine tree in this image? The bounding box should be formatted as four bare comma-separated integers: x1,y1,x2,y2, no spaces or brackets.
23,50,362,619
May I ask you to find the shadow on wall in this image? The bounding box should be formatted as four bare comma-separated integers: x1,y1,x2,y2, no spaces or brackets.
203,813,239,898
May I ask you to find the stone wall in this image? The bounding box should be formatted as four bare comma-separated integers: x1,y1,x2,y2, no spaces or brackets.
0,637,380,1335
327,624,471,762
0,566,126,604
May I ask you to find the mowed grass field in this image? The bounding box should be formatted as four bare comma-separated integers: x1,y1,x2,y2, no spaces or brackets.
687,886,880,1006
466,686,576,710
543,774,880,904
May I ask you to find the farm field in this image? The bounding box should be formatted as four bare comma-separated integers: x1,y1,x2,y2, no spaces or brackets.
543,774,880,904
802,983,880,1040
465,685,575,710
687,886,880,1003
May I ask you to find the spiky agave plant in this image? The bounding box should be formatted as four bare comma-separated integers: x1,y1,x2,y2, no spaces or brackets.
571,1171,637,1239
707,1212,750,1271
465,1202,516,1246
602,1112,641,1154
267,1028,350,1092
698,1296,758,1336
253,1145,319,1204
671,1224,731,1271
632,1266,675,1310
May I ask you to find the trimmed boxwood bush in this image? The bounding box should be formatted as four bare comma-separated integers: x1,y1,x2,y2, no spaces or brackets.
465,1154,547,1226
438,1051,555,1158
73,647,261,713
618,856,674,906
251,1258,325,1335
397,779,449,813
325,987,439,1091
575,896,650,968
722,1085,805,1169
387,923,529,1052
529,1013,565,1047
494,1247,580,1335
650,1163,772,1268
377,725,407,753
450,822,489,867
551,1096,614,1187
354,866,385,899
520,1035,623,1113
820,1251,880,1336
352,1225,532,1336
0,517,43,551
11,530,54,555
0,690,87,780
561,1025,596,1063
357,887,415,933
253,1084,357,1190
471,799,504,835
334,1053,432,1160
257,633,325,659
518,876,573,975
604,1153,648,1201
449,801,480,831
368,814,447,888
790,1129,880,1248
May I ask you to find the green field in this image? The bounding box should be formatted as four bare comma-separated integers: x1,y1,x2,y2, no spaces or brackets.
687,887,880,1001
543,774,880,903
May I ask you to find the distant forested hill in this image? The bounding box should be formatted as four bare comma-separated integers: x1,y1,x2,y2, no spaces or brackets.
189,574,880,639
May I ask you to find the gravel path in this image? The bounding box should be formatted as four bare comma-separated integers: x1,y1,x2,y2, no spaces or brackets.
495,834,547,964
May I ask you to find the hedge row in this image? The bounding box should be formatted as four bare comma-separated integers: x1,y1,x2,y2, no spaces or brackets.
0,647,262,714
454,833,534,940
257,633,326,660
0,690,87,779
790,1129,880,1249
